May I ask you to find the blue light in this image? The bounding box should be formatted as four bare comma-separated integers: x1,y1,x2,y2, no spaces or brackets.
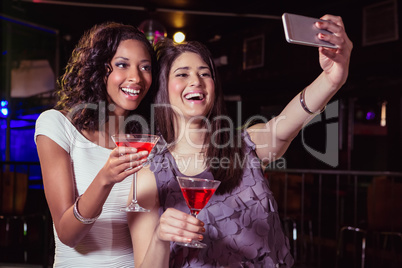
1,15,58,35
1,108,8,116
366,111,375,120
0,100,8,117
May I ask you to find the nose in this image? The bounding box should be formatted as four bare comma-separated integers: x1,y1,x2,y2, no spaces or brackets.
189,74,202,87
128,67,141,83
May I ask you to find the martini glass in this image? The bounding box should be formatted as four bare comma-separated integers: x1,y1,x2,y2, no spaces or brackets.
176,176,221,248
111,134,159,212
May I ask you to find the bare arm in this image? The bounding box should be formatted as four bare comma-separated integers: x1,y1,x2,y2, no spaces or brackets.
248,14,353,165
129,167,204,268
36,135,147,247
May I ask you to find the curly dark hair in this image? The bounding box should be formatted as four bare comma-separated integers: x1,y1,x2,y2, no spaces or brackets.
154,39,245,195
55,21,157,132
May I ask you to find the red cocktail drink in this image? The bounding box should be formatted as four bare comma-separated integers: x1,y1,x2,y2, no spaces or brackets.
181,187,217,215
111,134,159,212
176,176,221,248
114,141,155,160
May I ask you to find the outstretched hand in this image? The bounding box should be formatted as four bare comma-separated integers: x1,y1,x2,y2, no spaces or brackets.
316,14,353,89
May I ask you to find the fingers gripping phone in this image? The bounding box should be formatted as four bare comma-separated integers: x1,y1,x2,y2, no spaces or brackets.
282,13,337,49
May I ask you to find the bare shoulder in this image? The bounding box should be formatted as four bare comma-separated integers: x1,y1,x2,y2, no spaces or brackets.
36,135,70,165
246,122,270,142
246,122,268,133
136,165,159,208
247,122,267,130
138,165,157,183
137,166,158,195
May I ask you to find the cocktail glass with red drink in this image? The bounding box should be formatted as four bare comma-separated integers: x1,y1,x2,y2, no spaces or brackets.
111,134,159,212
176,176,221,248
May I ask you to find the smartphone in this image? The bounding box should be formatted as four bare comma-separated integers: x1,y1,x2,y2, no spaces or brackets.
282,13,337,49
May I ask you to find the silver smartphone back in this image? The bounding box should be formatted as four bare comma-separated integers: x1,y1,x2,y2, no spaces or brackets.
282,13,337,49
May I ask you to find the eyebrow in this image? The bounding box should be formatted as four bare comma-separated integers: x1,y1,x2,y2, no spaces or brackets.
113,56,151,63
173,66,209,73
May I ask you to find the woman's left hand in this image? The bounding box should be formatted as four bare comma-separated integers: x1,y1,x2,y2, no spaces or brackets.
316,14,353,89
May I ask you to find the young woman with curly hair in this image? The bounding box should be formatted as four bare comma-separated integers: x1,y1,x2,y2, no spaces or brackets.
35,21,156,267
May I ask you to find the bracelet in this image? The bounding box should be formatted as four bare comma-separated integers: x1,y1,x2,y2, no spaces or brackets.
299,88,326,115
73,195,101,224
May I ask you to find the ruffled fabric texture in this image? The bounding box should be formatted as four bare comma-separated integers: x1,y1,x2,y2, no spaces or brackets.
150,132,294,267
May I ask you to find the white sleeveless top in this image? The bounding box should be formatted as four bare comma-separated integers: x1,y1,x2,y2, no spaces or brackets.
35,109,134,267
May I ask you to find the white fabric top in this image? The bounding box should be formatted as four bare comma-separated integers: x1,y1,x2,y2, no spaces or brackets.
35,109,134,267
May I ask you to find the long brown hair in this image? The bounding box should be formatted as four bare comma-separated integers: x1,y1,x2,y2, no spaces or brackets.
55,21,157,133
154,39,244,194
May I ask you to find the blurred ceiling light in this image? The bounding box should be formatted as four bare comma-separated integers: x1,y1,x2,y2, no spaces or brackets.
173,31,186,43
172,12,186,28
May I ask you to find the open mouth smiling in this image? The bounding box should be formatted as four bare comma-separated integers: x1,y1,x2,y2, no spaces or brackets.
121,87,140,96
184,92,205,101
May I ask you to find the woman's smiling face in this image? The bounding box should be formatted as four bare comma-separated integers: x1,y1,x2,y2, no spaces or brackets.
106,39,152,116
167,52,215,122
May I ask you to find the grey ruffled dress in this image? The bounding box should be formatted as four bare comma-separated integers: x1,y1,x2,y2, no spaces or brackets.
150,132,294,267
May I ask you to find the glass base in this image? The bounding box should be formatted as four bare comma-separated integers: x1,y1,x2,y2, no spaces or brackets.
176,240,207,248
120,202,150,213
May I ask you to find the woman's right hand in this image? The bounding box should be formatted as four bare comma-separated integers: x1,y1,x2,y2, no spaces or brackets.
156,208,205,244
101,147,148,185
316,14,353,90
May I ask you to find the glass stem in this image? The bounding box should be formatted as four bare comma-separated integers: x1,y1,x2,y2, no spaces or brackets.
132,172,138,204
